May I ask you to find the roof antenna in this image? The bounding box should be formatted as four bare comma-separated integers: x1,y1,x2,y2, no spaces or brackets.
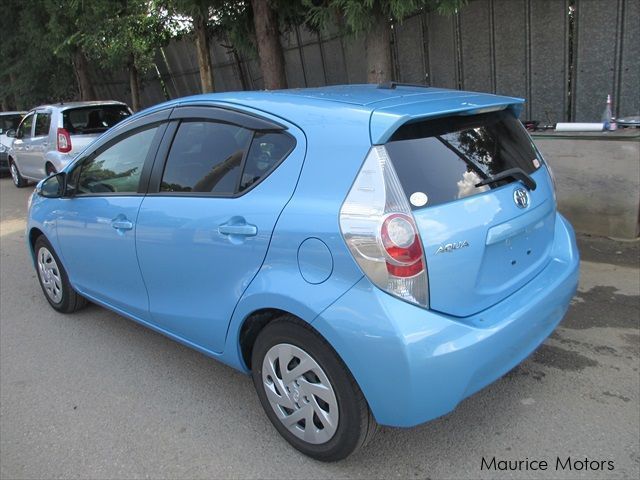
377,82,430,90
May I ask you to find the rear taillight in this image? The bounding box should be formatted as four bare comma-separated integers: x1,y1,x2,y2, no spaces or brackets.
339,146,429,307
57,128,72,153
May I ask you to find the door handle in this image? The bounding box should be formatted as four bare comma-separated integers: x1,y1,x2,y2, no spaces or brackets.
111,219,134,231
218,223,257,237
24,145,30,151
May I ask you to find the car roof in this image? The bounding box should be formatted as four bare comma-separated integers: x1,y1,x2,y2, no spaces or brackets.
31,101,128,112
137,84,526,143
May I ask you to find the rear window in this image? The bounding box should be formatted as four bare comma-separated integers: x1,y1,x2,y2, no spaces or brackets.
386,110,541,209
63,105,131,135
0,114,23,133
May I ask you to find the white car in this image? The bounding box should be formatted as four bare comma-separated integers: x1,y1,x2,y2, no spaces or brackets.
0,111,26,175
7,101,131,187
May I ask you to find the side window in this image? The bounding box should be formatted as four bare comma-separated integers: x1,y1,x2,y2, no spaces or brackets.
239,132,295,192
161,121,252,194
34,113,51,137
77,126,159,194
17,113,34,139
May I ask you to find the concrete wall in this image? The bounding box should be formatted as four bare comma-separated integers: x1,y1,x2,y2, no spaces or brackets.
533,131,640,239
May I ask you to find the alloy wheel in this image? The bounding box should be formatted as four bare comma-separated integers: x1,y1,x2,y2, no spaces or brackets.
262,343,339,444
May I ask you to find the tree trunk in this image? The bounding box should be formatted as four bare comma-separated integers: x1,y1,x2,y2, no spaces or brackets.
129,56,141,112
72,49,96,101
251,0,287,90
366,7,392,84
8,72,19,109
194,13,215,93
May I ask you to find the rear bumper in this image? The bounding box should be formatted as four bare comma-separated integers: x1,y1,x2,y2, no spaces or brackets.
313,213,579,427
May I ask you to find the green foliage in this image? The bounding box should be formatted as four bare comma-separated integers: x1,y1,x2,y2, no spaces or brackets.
0,0,468,109
82,1,172,72
0,0,174,108
305,0,468,34
161,0,308,58
0,2,76,107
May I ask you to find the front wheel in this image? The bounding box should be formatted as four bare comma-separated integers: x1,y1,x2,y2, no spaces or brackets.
251,318,377,461
34,235,87,313
9,160,28,188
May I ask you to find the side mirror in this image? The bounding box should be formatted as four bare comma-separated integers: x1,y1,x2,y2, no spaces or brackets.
37,172,66,198
5,129,16,138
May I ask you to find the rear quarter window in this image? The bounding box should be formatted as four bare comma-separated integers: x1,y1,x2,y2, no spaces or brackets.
386,110,541,209
239,132,295,192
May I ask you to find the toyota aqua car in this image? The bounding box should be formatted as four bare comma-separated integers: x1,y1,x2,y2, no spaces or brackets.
27,84,579,461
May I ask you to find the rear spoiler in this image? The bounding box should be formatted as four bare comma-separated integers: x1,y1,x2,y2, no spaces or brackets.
370,93,524,144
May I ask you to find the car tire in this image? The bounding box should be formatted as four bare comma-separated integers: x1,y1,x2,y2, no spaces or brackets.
34,235,87,313
251,317,377,461
9,159,28,188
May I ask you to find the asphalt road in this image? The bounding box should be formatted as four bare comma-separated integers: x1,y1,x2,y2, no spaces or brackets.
1,176,638,480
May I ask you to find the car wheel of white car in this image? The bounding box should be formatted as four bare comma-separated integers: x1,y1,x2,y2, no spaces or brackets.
9,160,28,188
251,317,377,461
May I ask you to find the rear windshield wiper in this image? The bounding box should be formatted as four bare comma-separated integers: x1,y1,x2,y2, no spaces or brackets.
475,168,537,191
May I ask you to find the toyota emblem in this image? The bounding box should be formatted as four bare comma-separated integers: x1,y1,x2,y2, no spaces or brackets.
513,188,529,209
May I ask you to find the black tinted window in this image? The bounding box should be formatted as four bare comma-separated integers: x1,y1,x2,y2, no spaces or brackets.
387,111,541,209
63,105,131,134
77,126,158,194
0,114,23,132
239,132,295,192
17,114,34,139
34,113,51,137
161,121,252,194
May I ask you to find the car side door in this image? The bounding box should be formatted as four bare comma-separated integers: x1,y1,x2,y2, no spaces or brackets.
29,110,53,178
55,110,170,320
12,112,34,177
135,105,305,353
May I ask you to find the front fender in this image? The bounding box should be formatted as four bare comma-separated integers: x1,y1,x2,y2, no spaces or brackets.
26,193,62,265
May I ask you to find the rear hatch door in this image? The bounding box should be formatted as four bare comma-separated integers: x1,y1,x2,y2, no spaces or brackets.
383,108,556,317
63,104,132,156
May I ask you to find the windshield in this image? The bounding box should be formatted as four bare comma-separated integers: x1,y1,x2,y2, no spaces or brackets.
386,110,541,209
0,114,24,133
63,105,131,135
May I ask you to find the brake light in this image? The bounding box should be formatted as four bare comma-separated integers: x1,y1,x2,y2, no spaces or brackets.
381,214,424,277
57,128,72,153
339,146,429,307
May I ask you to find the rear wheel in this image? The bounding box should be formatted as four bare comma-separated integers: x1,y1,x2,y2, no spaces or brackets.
34,235,87,313
9,160,27,188
251,318,377,461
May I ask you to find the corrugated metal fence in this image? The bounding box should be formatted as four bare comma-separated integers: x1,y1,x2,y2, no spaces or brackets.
92,0,639,122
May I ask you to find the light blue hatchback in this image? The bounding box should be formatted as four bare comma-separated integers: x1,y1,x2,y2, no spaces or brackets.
27,84,579,461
